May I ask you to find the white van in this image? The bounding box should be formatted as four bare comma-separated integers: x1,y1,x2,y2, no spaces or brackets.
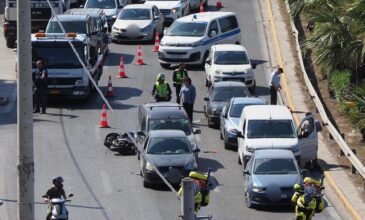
158,12,241,68
234,105,322,168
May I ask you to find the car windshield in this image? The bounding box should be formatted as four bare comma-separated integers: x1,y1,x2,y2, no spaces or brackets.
147,137,191,154
32,46,85,69
148,119,191,135
211,87,248,101
46,21,87,34
229,103,265,117
85,0,116,9
119,9,151,20
253,158,298,174
214,51,249,65
166,21,207,37
247,120,296,138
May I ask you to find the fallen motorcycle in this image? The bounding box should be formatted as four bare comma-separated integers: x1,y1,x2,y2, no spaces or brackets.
104,132,137,155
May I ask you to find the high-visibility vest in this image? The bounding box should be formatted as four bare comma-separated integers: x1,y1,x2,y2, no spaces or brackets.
155,81,168,97
174,70,187,84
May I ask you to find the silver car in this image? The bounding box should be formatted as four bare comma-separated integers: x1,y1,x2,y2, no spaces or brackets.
220,97,267,149
111,4,164,42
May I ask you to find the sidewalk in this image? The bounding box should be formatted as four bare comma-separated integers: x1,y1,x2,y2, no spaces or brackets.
265,0,365,219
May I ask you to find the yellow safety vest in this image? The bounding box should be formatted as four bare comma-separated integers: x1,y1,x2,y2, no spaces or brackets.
155,82,168,97
175,70,187,84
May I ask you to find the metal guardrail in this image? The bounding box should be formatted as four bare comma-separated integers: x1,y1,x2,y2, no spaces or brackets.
284,1,365,182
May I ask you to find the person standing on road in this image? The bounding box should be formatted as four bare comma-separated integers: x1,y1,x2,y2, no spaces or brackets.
269,67,283,105
152,73,172,102
180,77,196,122
33,60,48,114
172,63,188,104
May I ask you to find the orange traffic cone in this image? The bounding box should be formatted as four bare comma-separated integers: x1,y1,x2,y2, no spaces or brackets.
105,75,116,97
152,32,160,52
199,2,204,13
99,104,110,128
117,57,127,78
216,0,223,8
135,45,146,65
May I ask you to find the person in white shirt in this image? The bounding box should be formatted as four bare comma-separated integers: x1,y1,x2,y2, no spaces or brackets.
269,67,283,105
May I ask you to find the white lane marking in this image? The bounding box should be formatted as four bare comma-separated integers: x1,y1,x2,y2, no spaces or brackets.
100,170,113,195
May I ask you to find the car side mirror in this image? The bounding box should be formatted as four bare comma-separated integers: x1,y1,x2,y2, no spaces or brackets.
243,170,250,175
205,59,211,65
137,130,145,136
236,130,244,138
68,194,74,198
193,148,201,153
251,63,257,69
193,128,201,134
315,120,322,132
204,97,209,101
209,30,217,38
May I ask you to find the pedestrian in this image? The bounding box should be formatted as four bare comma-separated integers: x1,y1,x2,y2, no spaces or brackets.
33,59,48,114
180,77,196,122
269,67,283,105
152,73,172,102
172,63,188,104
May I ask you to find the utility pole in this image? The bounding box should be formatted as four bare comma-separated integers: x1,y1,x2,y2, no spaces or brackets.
17,0,35,219
181,178,195,220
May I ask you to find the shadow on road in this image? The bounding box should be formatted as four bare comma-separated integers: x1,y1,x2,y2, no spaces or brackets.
254,86,270,97
250,59,268,65
198,157,224,172
104,52,135,66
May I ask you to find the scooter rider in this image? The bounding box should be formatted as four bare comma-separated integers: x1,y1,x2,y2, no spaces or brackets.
152,73,172,102
44,176,67,220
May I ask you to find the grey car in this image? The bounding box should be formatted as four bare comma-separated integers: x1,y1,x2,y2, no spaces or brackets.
243,149,303,208
220,97,267,149
204,81,251,127
139,130,199,187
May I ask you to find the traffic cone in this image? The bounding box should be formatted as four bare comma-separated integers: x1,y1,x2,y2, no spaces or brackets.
117,57,127,78
135,45,146,65
152,32,160,52
99,104,110,128
105,75,116,97
216,0,223,8
199,2,204,13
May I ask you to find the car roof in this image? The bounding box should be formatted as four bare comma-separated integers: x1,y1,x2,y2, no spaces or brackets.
50,14,89,22
124,4,154,9
213,44,246,52
143,102,188,119
254,149,295,159
65,8,104,17
178,12,236,23
243,105,292,120
212,81,247,88
148,130,187,138
231,97,267,105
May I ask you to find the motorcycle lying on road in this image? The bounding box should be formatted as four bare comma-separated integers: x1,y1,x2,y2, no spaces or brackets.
42,194,74,220
292,175,325,220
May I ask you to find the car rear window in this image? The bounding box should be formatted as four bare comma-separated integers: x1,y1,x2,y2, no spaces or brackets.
147,137,191,154
211,86,249,101
253,158,298,174
247,120,295,138
214,51,249,65
119,9,151,20
148,119,191,135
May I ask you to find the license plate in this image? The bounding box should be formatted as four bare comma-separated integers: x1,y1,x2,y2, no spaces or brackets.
49,90,60,95
281,194,288,199
170,55,183,59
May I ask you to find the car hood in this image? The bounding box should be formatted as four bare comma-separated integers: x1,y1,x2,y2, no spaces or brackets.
145,1,180,9
252,174,301,188
104,8,118,18
246,138,298,150
161,36,204,46
213,64,252,73
114,20,152,29
187,134,198,149
146,153,195,167
209,101,227,113
228,117,240,129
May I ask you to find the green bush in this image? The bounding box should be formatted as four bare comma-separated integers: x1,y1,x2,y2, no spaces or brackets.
329,69,351,102
343,84,365,130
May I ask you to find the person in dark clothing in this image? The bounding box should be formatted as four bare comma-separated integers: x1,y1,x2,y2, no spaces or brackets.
43,176,67,220
151,73,172,102
269,67,283,105
180,77,196,122
172,63,188,104
33,60,48,114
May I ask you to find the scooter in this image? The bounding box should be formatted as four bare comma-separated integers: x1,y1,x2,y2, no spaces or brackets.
42,194,73,220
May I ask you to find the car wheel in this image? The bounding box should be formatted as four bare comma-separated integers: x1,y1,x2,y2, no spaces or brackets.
220,130,223,140
143,180,151,188
151,29,156,43
249,81,256,94
205,78,210,87
224,141,230,150
243,156,248,169
238,153,242,164
6,39,16,48
160,63,170,69
245,190,253,208
201,51,209,67
207,118,214,128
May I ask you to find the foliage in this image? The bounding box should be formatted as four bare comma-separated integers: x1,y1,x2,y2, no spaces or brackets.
329,69,351,102
343,84,365,129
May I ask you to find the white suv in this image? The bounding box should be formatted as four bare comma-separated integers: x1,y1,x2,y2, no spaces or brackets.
144,0,190,24
204,44,257,93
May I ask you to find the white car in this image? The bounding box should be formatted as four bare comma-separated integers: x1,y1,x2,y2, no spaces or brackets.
144,0,190,24
205,44,257,93
111,4,164,42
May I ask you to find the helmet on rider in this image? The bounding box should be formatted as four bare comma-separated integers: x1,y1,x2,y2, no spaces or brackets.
52,176,64,185
157,73,165,81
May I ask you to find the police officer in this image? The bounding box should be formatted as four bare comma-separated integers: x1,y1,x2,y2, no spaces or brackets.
172,63,188,104
33,60,48,114
43,176,67,220
152,73,172,102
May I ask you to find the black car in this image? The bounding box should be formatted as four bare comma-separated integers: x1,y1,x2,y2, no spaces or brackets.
65,8,109,55
204,81,251,127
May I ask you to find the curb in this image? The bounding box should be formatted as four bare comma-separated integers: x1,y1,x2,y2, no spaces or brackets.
0,96,9,106
265,0,362,219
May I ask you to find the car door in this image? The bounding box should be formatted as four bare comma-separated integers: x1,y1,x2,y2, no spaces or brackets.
207,20,219,45
297,113,318,166
204,47,214,81
153,6,163,34
140,136,150,173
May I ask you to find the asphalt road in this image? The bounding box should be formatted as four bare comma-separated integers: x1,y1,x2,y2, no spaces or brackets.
0,0,342,219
